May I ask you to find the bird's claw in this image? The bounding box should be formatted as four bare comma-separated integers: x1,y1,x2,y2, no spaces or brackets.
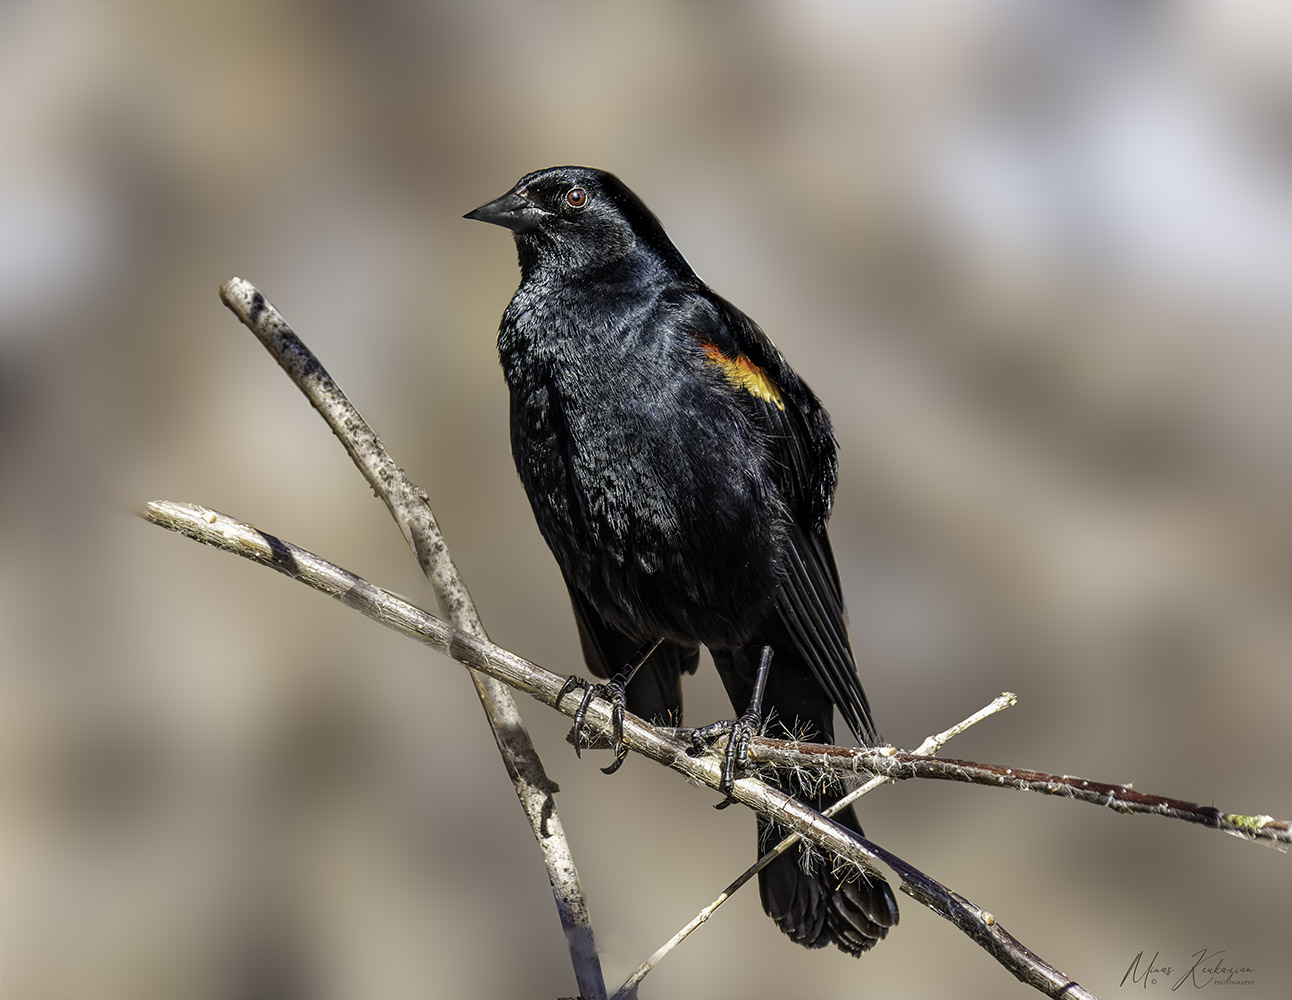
557,673,628,772
687,712,760,806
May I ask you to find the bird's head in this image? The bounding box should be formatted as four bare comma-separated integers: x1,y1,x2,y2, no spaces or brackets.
465,166,691,277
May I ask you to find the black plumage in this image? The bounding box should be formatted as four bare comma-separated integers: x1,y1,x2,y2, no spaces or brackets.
466,166,898,954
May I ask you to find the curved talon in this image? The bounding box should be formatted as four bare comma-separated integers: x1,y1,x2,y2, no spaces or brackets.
601,738,629,775
730,711,760,781
713,724,747,809
687,720,732,757
610,699,625,751
572,685,600,756
686,713,760,800
596,692,628,772
556,675,586,707
558,671,631,767
557,675,593,757
719,730,740,793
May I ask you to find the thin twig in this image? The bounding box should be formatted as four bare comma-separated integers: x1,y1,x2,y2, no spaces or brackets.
215,278,605,999
142,500,1102,999
613,693,1018,999
914,692,1021,753
745,741,1292,850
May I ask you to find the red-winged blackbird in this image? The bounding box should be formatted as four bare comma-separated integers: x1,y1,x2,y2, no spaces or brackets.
466,166,898,955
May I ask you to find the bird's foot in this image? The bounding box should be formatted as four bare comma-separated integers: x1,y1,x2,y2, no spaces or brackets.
556,670,629,774
687,710,761,807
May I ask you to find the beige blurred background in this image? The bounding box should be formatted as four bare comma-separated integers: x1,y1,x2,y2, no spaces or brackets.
2,3,1289,998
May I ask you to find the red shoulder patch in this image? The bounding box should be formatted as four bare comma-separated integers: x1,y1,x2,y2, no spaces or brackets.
699,342,786,411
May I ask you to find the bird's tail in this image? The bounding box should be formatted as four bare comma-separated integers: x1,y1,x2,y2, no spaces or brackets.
712,639,899,955
756,779,899,956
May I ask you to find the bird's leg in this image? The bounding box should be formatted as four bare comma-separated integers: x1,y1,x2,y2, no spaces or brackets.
689,645,774,805
722,644,773,796
557,639,662,773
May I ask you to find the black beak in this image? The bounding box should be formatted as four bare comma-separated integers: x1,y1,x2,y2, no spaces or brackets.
464,189,546,234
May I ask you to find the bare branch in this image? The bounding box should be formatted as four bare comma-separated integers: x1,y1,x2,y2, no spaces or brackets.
614,692,1017,998
217,277,481,631
746,740,1292,850
142,500,1100,999
914,692,1020,753
215,278,605,999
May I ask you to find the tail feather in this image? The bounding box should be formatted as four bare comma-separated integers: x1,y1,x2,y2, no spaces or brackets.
713,637,898,956
757,793,898,956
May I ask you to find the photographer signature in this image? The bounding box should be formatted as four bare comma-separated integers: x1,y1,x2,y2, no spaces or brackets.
1121,949,1255,990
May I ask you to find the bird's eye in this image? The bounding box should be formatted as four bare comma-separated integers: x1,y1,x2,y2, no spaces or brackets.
565,187,588,209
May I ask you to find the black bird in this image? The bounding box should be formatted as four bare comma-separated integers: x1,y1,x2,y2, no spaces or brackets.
466,166,898,955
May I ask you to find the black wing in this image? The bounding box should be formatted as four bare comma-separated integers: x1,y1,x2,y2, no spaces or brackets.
684,292,877,744
777,522,876,743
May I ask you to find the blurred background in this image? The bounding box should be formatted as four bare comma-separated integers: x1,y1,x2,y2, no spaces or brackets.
2,3,1289,998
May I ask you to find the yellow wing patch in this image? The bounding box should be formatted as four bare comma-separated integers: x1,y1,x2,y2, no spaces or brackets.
700,342,786,410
